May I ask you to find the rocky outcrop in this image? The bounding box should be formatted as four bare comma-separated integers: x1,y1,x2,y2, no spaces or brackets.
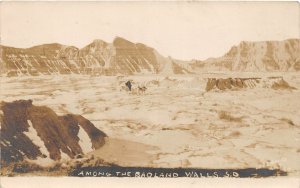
205,77,296,91
206,78,251,91
271,79,297,90
0,37,189,76
0,100,107,165
192,39,300,72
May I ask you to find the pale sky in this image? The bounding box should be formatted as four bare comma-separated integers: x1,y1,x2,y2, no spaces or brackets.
0,2,299,60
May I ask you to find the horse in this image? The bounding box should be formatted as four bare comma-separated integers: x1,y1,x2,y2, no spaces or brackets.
138,86,147,94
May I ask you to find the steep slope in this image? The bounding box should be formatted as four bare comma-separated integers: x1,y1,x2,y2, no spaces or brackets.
192,39,300,72
0,43,80,76
153,51,192,75
0,37,188,76
0,100,107,165
110,37,160,75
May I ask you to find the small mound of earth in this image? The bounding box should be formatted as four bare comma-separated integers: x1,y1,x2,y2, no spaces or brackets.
271,79,296,90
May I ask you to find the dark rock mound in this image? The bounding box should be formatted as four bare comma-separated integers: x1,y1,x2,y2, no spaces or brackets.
0,100,107,165
206,78,249,91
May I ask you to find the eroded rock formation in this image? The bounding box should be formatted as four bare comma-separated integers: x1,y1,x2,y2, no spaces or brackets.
205,77,296,91
0,100,107,165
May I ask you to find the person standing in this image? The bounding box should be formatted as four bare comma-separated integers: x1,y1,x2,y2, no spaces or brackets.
125,80,132,91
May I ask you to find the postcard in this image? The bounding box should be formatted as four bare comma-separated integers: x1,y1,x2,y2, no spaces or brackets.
0,1,299,187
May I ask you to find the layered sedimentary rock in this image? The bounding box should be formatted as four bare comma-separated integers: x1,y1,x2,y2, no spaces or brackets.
0,100,107,164
0,37,189,76
205,77,296,91
2,38,299,76
192,39,300,72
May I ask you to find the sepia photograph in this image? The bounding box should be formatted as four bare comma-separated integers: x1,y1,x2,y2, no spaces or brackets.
0,1,299,187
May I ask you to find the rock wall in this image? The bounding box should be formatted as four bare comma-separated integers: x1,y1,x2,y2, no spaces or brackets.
205,77,296,91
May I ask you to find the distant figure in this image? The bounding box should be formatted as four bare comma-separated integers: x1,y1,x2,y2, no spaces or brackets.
138,86,147,94
125,80,132,91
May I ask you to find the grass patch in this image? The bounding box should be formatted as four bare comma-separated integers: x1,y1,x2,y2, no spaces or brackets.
280,118,296,126
228,131,241,137
218,111,243,122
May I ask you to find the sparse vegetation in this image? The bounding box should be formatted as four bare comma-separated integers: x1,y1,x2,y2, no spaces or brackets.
228,131,241,137
218,111,243,122
280,118,296,126
0,156,116,176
